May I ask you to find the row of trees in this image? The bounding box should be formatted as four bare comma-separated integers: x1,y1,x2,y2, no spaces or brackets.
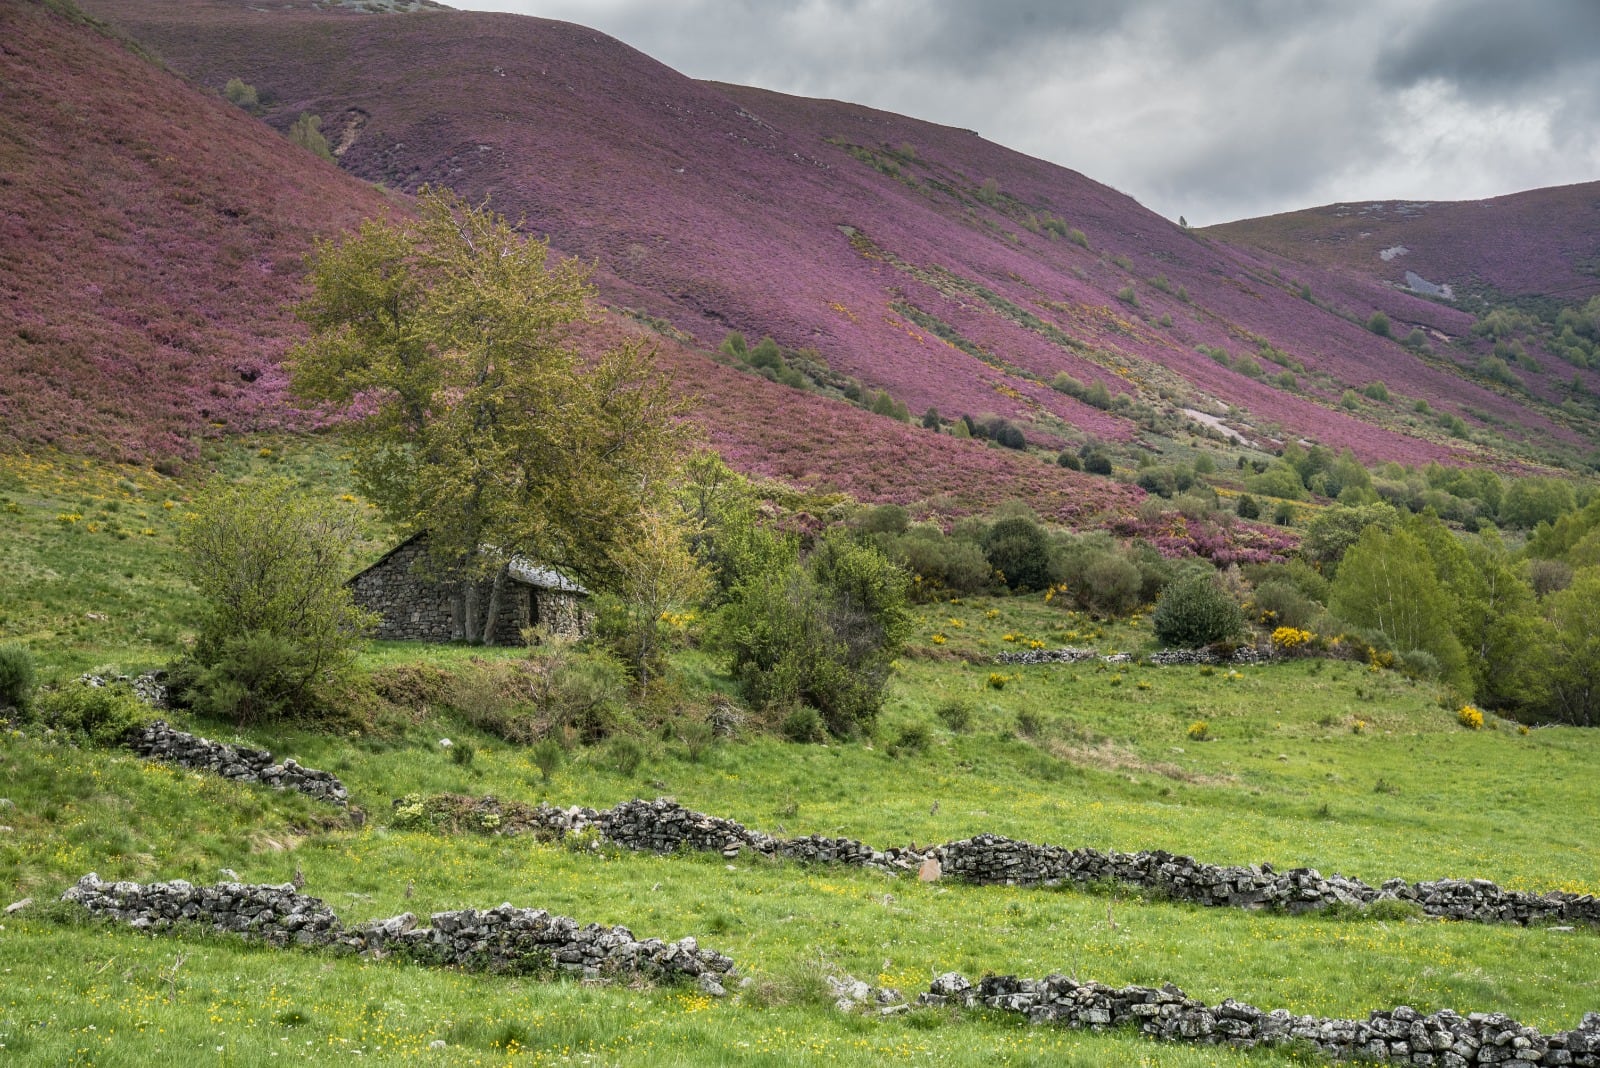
1303,507,1600,724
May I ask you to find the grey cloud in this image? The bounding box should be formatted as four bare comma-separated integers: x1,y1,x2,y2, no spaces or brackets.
1376,0,1600,95
457,1,1600,223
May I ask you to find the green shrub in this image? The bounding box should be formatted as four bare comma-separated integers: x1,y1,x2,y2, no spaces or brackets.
1136,467,1178,498
982,516,1052,592
175,632,326,726
1116,285,1139,307
223,77,259,112
1083,452,1113,475
1397,647,1442,681
1253,578,1317,629
720,531,911,738
674,718,714,762
1366,311,1391,338
177,478,373,724
443,648,628,745
888,527,992,599
0,643,36,714
1050,372,1084,396
748,336,783,371
534,649,629,744
1153,571,1246,648
289,112,334,161
987,420,1027,450
531,737,565,783
1056,450,1082,470
889,722,931,757
934,698,975,733
29,683,151,745
781,705,826,743
606,736,647,776
1235,494,1261,520
1080,552,1143,616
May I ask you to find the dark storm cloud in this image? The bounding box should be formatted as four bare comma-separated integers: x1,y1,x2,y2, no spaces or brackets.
1376,0,1600,95
455,1,1600,223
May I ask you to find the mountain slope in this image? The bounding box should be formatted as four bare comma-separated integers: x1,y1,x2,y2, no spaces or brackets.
0,0,1135,520
1207,183,1600,309
0,0,394,462
77,0,1600,473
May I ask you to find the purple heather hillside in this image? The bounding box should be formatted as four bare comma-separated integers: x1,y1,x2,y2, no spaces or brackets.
80,0,1596,470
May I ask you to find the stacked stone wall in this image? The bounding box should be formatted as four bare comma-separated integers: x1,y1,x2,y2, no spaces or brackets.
58,872,1600,1063
60,873,734,988
123,721,348,806
403,796,1600,929
994,646,1272,667
916,971,1600,1065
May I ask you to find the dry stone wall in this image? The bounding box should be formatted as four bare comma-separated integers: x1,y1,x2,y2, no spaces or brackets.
123,721,348,806
60,873,734,988
408,796,1600,929
60,872,1600,1063
994,646,1272,666
916,972,1600,1066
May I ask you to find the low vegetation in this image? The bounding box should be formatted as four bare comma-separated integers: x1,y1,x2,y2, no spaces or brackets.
5,438,1600,1064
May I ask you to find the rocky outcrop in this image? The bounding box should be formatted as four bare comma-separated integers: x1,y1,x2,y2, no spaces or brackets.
122,721,348,806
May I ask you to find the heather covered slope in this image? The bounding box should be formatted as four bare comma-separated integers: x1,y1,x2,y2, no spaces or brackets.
78,0,1599,470
0,1,1132,518
1208,186,1600,417
1208,183,1600,309
0,0,394,462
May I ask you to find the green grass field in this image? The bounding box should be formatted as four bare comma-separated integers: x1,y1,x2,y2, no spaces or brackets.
2,441,1598,1066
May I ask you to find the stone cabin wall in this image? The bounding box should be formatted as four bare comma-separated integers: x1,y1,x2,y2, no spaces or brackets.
349,538,589,644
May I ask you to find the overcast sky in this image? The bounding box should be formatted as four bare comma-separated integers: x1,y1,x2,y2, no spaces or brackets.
449,1,1600,225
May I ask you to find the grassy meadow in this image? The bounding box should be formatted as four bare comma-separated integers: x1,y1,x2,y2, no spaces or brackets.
2,440,1599,1066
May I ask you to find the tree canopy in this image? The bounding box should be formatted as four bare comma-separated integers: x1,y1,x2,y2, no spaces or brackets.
289,188,691,640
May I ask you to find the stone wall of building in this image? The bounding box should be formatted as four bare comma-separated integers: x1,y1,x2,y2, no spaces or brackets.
349,537,463,643
349,538,589,644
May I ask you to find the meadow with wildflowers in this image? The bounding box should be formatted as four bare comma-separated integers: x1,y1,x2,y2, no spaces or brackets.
7,447,1600,1066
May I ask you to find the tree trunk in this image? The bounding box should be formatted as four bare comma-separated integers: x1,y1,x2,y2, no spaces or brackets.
462,580,480,644
480,566,508,646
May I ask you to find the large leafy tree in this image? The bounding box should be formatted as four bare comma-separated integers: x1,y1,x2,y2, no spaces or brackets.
1545,568,1600,726
290,188,690,643
1329,525,1471,694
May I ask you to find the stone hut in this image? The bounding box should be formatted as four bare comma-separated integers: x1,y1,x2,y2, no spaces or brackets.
348,534,590,644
